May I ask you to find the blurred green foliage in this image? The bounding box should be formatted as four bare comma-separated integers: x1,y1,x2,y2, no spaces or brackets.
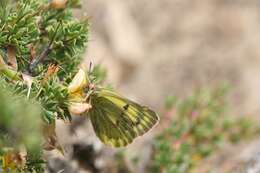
0,84,43,172
149,86,260,173
0,86,41,152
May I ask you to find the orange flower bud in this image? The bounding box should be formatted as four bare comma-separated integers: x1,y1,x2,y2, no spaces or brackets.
50,0,67,9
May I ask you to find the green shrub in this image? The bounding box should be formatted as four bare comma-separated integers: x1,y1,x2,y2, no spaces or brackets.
150,86,260,173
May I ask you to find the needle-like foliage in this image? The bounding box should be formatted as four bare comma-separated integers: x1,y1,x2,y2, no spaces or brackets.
0,0,89,171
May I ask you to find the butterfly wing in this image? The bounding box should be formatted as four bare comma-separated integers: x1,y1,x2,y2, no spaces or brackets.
88,89,159,147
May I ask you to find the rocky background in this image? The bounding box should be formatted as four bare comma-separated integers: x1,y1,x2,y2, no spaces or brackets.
47,1,260,173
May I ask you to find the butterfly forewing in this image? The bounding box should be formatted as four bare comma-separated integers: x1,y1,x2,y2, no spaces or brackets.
88,89,159,147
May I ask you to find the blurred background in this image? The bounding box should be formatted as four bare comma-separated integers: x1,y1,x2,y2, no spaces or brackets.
49,1,260,173
76,0,260,116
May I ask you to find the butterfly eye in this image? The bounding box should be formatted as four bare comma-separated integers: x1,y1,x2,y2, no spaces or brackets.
123,104,130,110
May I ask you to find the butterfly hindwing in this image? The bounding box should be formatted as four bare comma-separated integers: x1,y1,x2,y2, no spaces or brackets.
89,95,135,147
90,108,128,147
88,89,159,147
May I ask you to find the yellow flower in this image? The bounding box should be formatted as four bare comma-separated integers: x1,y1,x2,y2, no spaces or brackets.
68,102,92,116
191,154,202,162
68,68,89,94
1,148,27,171
68,68,91,115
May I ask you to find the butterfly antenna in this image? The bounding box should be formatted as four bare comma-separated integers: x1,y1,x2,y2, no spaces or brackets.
88,61,93,73
88,61,96,84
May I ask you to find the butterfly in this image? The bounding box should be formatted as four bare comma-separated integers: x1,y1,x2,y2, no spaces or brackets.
68,69,159,147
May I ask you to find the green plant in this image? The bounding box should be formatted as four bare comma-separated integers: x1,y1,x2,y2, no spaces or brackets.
0,81,43,172
150,86,260,173
0,0,89,171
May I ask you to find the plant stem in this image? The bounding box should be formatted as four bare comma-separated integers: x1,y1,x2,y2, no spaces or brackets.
0,54,21,81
